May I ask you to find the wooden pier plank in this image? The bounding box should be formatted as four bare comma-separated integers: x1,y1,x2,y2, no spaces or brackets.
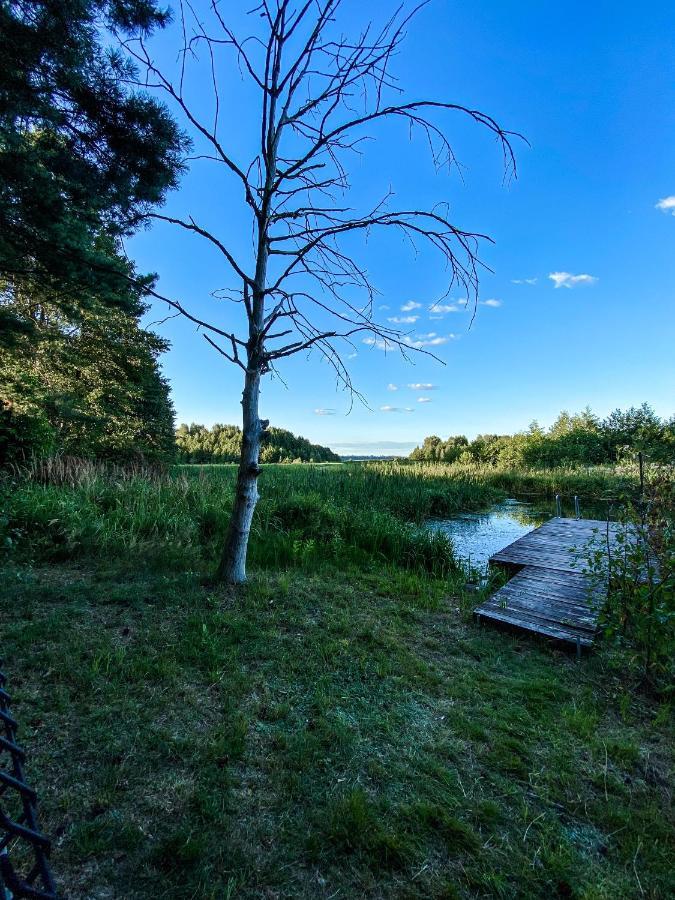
489,517,620,575
474,517,616,648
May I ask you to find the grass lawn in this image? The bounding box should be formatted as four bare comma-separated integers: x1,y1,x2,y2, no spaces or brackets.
1,557,672,899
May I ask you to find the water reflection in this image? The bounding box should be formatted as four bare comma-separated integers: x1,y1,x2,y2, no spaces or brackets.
427,497,611,574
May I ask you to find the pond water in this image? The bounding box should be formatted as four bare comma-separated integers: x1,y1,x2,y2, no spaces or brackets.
427,497,611,574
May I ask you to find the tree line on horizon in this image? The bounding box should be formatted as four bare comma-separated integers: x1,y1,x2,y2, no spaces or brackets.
409,404,674,467
175,423,339,465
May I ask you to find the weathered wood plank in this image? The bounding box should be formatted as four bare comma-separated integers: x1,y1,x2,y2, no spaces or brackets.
476,606,595,646
475,518,618,648
489,517,621,576
491,596,601,623
476,596,597,637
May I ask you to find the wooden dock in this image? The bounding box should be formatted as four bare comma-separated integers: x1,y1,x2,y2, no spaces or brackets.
474,517,618,648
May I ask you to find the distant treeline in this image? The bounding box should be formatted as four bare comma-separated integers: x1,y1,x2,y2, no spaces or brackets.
410,405,674,467
176,423,340,464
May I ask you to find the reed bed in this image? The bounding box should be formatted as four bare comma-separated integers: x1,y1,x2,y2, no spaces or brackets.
361,460,639,500
2,461,500,576
2,459,637,576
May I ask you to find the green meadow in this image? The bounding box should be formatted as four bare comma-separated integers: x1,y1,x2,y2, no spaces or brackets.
1,461,672,899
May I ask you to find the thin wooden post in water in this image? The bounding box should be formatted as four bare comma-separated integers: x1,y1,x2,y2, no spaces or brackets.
639,451,645,497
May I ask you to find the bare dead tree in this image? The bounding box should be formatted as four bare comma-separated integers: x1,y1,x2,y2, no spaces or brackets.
117,0,518,583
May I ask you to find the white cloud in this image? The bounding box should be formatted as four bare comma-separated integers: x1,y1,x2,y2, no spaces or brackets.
656,196,675,215
314,408,336,416
548,271,598,289
428,303,462,315
403,332,457,349
387,383,398,391
364,333,457,352
480,298,502,308
407,383,437,390
457,298,468,306
401,300,422,312
512,277,537,285
363,336,398,351
387,315,419,324
378,304,390,310
417,397,432,403
380,405,414,413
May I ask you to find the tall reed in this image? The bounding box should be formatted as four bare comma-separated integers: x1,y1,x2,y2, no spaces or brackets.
2,459,637,576
3,461,501,575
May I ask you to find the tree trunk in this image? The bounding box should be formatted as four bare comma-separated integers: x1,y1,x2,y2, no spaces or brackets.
217,92,277,582
216,367,263,583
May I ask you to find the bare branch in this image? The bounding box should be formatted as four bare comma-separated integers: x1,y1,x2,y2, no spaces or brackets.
150,214,253,285
203,333,247,370
117,31,262,219
121,0,517,401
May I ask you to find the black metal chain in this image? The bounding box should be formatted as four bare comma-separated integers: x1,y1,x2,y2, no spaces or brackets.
0,662,59,899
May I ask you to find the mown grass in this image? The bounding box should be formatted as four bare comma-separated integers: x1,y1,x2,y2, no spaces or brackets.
1,563,672,899
0,462,671,899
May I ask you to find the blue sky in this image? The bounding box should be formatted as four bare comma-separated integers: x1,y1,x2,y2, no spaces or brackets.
129,0,675,456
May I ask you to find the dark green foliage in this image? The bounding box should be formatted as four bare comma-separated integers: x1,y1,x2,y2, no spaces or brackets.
602,404,674,462
411,404,674,466
585,469,674,686
175,422,341,463
0,0,186,316
0,0,185,466
0,265,175,465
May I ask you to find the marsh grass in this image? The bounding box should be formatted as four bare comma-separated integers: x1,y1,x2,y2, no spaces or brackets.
3,460,635,571
387,460,638,500
2,461,509,576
